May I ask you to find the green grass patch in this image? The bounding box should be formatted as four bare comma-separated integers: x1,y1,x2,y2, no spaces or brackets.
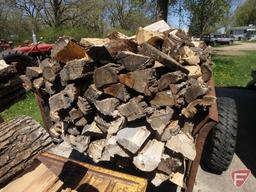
0,91,42,124
213,51,256,87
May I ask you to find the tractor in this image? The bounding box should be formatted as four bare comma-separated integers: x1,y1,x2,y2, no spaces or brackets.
0,35,54,74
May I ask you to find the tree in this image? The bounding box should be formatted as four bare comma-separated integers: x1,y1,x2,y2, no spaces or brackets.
235,0,256,26
185,0,230,36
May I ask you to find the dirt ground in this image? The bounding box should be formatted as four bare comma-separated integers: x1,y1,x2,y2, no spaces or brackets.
213,42,256,55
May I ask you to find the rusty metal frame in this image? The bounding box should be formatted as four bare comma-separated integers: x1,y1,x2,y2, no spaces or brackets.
185,78,219,192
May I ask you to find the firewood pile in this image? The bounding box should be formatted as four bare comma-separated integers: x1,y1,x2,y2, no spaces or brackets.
27,21,216,187
0,60,25,112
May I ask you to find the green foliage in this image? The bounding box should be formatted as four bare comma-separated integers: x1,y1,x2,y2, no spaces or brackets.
235,0,256,26
185,0,230,35
213,51,256,87
38,27,102,43
0,92,42,124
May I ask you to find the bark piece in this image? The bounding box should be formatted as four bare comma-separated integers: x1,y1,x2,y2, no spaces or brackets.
33,77,44,90
117,96,147,121
87,139,106,163
119,68,156,96
158,71,186,91
49,84,78,112
133,139,164,172
150,90,175,107
42,60,62,82
101,136,130,161
161,120,180,141
146,107,174,135
77,96,93,115
166,132,196,160
182,96,216,118
151,173,169,187
136,27,165,47
201,62,212,82
51,39,87,63
26,67,42,80
60,59,94,82
103,83,130,102
0,116,52,186
116,51,150,71
116,126,150,154
94,64,119,88
94,98,120,116
185,78,208,103
139,43,189,74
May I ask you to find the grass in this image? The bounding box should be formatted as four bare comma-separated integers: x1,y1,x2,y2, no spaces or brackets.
0,91,42,124
213,51,256,87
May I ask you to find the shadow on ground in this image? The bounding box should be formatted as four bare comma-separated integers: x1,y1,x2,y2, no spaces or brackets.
216,87,256,177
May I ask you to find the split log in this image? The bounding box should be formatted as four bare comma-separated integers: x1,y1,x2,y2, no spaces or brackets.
0,60,16,79
42,60,62,82
150,90,175,107
143,20,171,33
166,132,196,160
184,78,208,103
161,120,180,141
105,39,138,57
33,77,44,90
49,84,78,112
157,154,183,175
84,84,103,104
69,108,83,122
119,68,156,96
101,136,130,161
151,173,169,186
94,98,120,116
133,139,164,172
158,71,186,91
51,39,88,63
87,139,105,163
107,31,129,40
103,83,130,102
19,75,32,90
201,62,212,82
116,126,150,154
68,135,90,153
77,96,94,115
0,116,52,187
179,46,200,65
94,64,119,88
146,107,174,135
80,38,110,47
182,96,216,118
139,43,189,74
26,67,42,80
60,59,94,82
116,51,151,71
82,121,104,137
117,96,147,121
185,65,202,78
136,27,165,47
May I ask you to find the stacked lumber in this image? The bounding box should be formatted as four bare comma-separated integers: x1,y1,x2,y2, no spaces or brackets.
0,60,25,112
28,21,216,187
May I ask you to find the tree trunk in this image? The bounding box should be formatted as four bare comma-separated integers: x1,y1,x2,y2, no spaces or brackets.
0,116,52,187
156,0,169,21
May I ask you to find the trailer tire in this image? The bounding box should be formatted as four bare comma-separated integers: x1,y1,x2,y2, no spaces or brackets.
202,97,238,173
0,50,35,74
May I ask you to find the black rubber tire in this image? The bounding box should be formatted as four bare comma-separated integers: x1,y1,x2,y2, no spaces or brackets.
202,97,238,173
0,50,35,74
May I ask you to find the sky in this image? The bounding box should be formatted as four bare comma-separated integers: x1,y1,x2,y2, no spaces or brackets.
167,0,245,31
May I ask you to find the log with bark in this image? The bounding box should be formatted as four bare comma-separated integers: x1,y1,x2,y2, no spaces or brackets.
0,116,52,187
27,20,215,188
